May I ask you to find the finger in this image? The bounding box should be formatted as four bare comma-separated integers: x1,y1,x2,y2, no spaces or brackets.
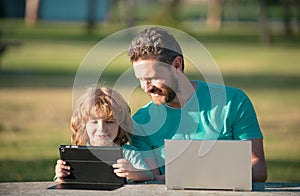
62,165,71,170
56,170,70,178
114,168,126,173
55,170,70,177
55,164,70,172
57,160,66,165
114,171,128,178
117,159,128,164
55,166,71,178
62,170,71,176
112,163,127,169
112,163,122,168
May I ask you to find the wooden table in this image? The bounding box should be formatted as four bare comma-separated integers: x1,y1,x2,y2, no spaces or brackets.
0,181,299,195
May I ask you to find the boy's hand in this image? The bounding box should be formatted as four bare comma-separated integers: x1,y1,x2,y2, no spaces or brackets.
112,158,154,181
54,159,71,182
112,158,135,179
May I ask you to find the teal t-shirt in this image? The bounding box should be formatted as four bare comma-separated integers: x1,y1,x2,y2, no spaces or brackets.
122,144,150,170
131,80,263,174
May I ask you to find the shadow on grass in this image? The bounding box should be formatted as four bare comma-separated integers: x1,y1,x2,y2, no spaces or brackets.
0,70,75,88
0,159,57,182
266,159,300,182
1,69,299,90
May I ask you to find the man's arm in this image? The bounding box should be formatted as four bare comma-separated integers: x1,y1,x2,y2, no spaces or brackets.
251,138,268,182
144,158,165,181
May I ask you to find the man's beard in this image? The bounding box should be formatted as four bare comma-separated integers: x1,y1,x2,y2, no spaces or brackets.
147,85,177,105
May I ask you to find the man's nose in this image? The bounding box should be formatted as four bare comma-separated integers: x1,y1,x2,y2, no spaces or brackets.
141,80,152,92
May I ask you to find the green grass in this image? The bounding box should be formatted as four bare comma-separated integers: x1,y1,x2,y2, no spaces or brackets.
0,19,299,182
1,40,91,72
248,89,300,182
0,159,56,182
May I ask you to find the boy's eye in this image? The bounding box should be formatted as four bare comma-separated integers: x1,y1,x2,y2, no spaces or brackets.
106,120,115,123
89,119,98,123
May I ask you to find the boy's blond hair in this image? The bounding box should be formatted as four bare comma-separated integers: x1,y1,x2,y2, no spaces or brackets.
70,87,132,146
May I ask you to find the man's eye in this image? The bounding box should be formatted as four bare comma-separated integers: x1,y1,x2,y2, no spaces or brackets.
139,79,146,83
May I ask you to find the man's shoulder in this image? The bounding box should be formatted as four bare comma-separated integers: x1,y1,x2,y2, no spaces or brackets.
133,102,153,114
132,102,153,122
196,80,238,91
196,80,246,98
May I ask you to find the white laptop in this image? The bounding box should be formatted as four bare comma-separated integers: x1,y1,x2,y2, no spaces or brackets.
165,140,252,191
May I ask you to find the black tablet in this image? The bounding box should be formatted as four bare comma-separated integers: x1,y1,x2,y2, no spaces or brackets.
54,145,126,190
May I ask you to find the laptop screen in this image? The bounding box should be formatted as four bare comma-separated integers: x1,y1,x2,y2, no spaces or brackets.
165,140,252,191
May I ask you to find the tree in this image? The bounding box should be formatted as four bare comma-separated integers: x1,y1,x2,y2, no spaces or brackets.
206,0,223,31
25,0,40,27
87,0,97,33
120,0,135,27
258,0,271,45
283,0,295,36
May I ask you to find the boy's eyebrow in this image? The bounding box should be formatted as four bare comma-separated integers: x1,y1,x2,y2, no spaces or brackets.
88,114,115,120
88,116,97,120
106,116,116,120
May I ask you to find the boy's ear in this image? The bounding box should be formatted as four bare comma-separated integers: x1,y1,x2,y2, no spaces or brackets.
172,56,183,71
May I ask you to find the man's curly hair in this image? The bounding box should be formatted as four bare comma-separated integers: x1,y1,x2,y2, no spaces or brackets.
128,27,185,71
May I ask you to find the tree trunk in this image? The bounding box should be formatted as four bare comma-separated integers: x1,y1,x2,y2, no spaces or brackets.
258,0,271,45
120,0,135,27
283,0,293,36
87,0,97,33
206,0,223,31
295,0,300,32
25,0,40,27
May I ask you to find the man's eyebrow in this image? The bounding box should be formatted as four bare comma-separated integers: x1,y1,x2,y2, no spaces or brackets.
139,77,158,81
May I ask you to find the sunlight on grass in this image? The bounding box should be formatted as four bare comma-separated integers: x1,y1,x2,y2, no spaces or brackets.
205,43,300,75
0,89,72,161
2,40,93,72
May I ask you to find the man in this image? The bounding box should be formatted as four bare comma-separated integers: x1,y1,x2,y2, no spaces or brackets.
127,27,267,182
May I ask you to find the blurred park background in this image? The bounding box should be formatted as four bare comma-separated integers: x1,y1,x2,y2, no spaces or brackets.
0,0,299,182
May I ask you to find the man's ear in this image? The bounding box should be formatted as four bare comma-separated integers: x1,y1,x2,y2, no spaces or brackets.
171,56,183,71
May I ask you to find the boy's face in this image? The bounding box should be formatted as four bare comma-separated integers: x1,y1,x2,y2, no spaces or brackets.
86,115,119,146
133,59,178,105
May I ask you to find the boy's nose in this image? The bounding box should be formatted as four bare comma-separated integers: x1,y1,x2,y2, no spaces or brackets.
97,120,106,131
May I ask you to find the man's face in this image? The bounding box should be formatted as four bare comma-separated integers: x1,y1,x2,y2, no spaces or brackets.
133,59,178,105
